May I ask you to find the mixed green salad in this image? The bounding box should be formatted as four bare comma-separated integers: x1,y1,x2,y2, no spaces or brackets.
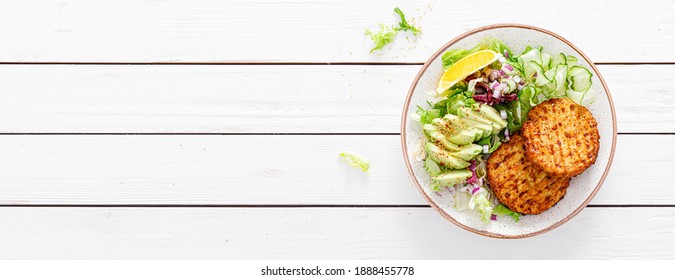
415,38,596,222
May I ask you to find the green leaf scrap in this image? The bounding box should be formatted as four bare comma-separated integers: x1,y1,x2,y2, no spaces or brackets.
339,152,370,172
365,24,398,53
393,7,420,35
365,7,420,53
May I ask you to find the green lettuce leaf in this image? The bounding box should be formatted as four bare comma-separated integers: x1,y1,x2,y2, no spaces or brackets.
416,106,442,126
445,90,475,115
493,204,521,222
441,49,474,70
393,7,420,35
470,193,494,223
365,24,397,53
441,37,511,70
477,134,502,154
480,37,513,61
339,152,370,172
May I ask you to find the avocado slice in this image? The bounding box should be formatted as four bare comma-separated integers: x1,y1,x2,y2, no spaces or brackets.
430,117,474,145
432,170,473,187
472,104,508,128
422,123,438,138
426,124,482,153
431,117,459,135
449,144,483,161
447,128,482,146
425,142,470,169
441,114,492,140
428,115,487,145
428,131,463,151
458,107,504,131
423,124,460,150
455,116,494,139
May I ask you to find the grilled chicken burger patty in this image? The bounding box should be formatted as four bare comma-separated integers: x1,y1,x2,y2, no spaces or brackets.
487,133,571,214
521,98,600,177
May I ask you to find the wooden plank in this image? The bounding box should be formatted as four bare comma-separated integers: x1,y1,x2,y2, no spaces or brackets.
0,207,671,259
0,64,413,133
1,0,673,63
0,134,667,205
0,64,670,133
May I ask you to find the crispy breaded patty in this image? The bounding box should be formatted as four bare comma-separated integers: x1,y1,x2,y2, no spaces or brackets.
521,98,600,177
487,134,571,214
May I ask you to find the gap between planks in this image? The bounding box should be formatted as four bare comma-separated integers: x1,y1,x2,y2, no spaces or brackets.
0,62,673,66
0,132,670,135
0,204,673,208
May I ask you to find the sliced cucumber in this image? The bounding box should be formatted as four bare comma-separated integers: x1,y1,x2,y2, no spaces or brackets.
519,47,542,64
566,55,579,66
568,66,593,92
552,65,568,97
529,61,550,87
565,89,586,105
551,53,567,66
544,66,557,82
520,48,543,78
541,53,552,70
504,79,517,93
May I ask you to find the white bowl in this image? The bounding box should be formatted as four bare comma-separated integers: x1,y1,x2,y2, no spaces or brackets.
400,24,617,238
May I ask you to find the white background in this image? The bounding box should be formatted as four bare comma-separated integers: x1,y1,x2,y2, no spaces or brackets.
0,0,673,259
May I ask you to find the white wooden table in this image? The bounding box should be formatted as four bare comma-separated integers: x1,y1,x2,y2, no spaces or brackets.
1,0,674,259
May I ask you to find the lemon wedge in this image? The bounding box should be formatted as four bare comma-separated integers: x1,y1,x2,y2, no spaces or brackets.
436,50,500,94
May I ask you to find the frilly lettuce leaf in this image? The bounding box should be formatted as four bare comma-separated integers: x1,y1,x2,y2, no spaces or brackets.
469,193,494,223
481,37,513,61
339,152,370,172
365,24,397,53
441,37,512,70
365,7,420,53
446,90,476,115
442,49,475,70
493,204,521,222
416,106,442,126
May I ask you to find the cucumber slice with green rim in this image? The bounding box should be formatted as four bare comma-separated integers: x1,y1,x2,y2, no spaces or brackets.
541,53,552,70
568,66,593,92
551,53,567,66
504,79,517,93
521,48,543,78
519,48,542,64
566,89,586,105
566,55,579,66
553,65,568,97
529,61,550,86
